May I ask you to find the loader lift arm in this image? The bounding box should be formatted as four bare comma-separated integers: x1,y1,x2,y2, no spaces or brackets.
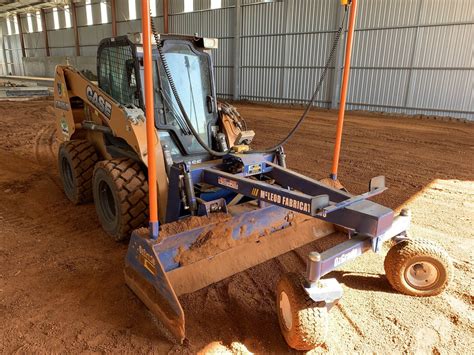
54,66,150,162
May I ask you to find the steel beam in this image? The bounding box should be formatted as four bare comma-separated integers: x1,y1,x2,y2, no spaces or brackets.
40,9,50,57
111,0,117,36
163,0,169,33
16,14,26,58
278,0,294,102
0,26,7,75
232,0,242,100
403,0,424,108
346,101,474,116
238,22,474,38
71,3,80,56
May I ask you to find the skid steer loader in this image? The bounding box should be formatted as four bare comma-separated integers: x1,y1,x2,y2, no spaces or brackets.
53,2,452,350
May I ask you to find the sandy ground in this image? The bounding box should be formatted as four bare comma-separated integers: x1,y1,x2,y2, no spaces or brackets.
1,99,473,353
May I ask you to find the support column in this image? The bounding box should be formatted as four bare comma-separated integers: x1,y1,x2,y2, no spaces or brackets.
232,0,242,101
403,0,424,108
111,0,117,36
17,14,26,58
0,26,8,75
278,0,294,102
163,0,169,33
40,9,50,57
71,3,80,56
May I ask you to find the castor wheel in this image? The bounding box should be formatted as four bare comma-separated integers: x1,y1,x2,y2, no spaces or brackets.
384,239,452,296
276,272,328,350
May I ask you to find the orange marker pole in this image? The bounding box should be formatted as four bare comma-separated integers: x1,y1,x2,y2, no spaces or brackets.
142,0,159,239
331,0,358,180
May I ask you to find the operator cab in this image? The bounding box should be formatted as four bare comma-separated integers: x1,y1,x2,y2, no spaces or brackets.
97,33,220,166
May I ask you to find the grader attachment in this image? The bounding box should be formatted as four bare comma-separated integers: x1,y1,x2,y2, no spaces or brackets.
120,1,439,346
123,151,398,342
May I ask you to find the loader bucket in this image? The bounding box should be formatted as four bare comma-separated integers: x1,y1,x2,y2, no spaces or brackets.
124,203,334,341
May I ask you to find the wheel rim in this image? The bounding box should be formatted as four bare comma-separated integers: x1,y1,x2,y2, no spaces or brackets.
279,291,293,331
405,260,439,289
61,157,74,191
98,180,117,223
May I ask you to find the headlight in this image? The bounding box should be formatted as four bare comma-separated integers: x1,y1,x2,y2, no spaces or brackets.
203,38,218,49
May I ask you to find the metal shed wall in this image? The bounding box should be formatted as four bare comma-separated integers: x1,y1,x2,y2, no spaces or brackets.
348,0,473,119
1,0,473,120
169,0,235,98
167,0,473,119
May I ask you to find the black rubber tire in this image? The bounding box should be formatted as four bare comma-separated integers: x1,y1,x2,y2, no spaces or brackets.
384,239,452,297
58,139,98,204
276,272,328,351
92,158,148,241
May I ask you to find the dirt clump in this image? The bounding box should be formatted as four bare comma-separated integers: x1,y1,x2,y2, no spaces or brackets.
176,225,235,266
159,213,231,240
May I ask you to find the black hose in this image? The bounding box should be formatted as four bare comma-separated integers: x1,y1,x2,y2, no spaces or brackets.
150,7,347,156
251,6,348,153
151,17,230,156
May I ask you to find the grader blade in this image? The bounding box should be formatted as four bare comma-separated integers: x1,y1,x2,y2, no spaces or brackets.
124,205,334,340
166,211,334,296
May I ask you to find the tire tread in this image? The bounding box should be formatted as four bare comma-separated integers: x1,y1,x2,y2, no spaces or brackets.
384,239,452,296
276,272,328,350
93,158,148,241
58,139,98,204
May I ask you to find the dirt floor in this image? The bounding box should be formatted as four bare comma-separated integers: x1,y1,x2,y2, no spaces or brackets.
1,98,473,353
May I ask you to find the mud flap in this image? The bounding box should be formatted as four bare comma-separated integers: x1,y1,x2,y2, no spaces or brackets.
124,229,185,342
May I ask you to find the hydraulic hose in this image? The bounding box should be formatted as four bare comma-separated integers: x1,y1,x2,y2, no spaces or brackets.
150,17,230,157
252,6,348,153
150,7,347,156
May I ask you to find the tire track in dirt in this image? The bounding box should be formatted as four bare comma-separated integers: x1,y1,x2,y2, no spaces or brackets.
335,303,366,338
33,125,62,191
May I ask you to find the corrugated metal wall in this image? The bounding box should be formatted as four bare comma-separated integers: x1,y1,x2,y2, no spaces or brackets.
19,0,164,58
0,0,164,77
168,0,473,119
1,17,24,75
169,0,235,98
1,0,473,119
240,0,340,106
348,0,473,118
